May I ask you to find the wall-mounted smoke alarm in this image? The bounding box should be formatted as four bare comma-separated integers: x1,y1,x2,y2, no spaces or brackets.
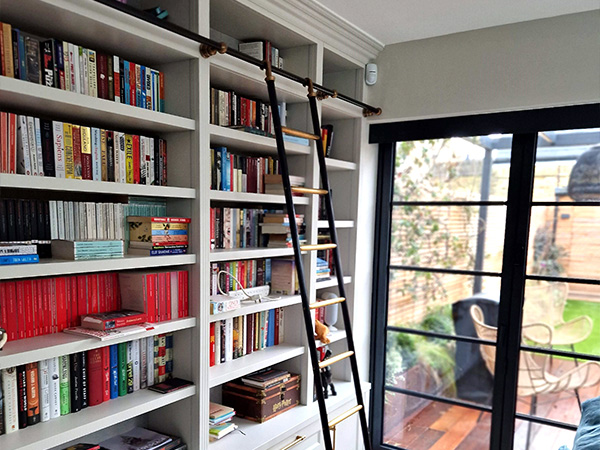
365,63,377,86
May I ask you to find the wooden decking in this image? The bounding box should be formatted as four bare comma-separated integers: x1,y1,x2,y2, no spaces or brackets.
383,360,599,449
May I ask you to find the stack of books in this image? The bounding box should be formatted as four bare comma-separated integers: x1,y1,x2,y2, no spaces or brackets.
238,40,284,70
264,174,306,196
209,402,237,442
51,239,124,260
321,124,334,157
0,243,39,265
99,427,185,450
316,257,331,280
127,216,190,256
261,212,305,248
241,368,290,389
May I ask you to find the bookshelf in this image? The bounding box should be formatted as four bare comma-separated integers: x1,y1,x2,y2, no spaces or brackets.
0,0,381,448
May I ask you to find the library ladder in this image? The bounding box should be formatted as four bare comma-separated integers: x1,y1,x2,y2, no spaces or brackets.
263,62,372,450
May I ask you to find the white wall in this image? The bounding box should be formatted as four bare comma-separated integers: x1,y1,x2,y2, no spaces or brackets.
367,11,600,122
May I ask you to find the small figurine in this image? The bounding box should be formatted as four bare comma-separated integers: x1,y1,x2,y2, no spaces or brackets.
0,327,7,350
320,348,337,399
314,319,331,344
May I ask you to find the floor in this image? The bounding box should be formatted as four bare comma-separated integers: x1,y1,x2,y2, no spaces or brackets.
383,359,600,450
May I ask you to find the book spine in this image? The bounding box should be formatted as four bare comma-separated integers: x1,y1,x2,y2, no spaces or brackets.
72,125,82,179
42,40,55,87
26,362,40,425
125,134,134,183
81,126,92,180
47,358,61,419
147,337,155,387
2,367,19,433
126,341,134,394
87,348,103,406
100,129,108,181
158,334,167,382
140,336,148,389
69,352,82,413
113,56,120,103
102,346,111,402
118,342,127,396
132,339,140,391
110,344,119,398
88,49,97,97
17,115,31,176
165,333,173,378
17,365,27,428
81,351,88,408
59,355,70,415
40,118,55,177
153,335,159,381
91,127,101,181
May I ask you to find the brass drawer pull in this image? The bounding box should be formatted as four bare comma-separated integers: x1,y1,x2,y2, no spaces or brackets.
280,435,306,450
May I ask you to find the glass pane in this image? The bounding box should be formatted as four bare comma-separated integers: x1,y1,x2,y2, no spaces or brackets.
531,128,600,202
383,392,491,449
527,206,600,281
390,205,506,272
387,271,501,336
514,418,576,450
386,332,495,408
393,136,510,203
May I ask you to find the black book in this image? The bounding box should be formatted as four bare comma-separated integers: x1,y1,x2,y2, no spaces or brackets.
119,58,125,103
41,119,56,177
17,365,28,429
25,35,41,84
220,320,226,363
53,39,64,90
215,207,222,249
29,199,38,241
41,200,50,240
80,351,88,409
6,199,16,241
148,378,193,394
42,39,55,88
15,199,25,241
12,29,20,80
153,137,160,186
0,199,7,241
70,353,82,413
106,131,115,182
107,55,114,101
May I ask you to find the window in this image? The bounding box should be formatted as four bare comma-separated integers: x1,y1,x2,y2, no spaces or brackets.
369,104,600,450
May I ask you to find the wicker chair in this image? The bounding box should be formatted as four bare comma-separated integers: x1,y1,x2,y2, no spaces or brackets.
470,305,600,449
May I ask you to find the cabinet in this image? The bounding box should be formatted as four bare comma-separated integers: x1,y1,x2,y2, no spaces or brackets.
0,0,381,448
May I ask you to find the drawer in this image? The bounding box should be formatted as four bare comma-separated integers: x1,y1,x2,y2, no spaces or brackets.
269,429,321,450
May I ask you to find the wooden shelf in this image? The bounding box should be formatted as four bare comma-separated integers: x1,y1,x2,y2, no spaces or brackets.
210,248,295,262
209,190,310,205
325,158,357,171
0,254,196,280
209,295,301,323
321,97,364,121
0,385,196,450
0,0,199,65
211,55,307,104
317,220,355,229
209,344,305,387
316,276,352,290
0,77,195,133
209,124,310,156
0,318,196,370
0,173,196,198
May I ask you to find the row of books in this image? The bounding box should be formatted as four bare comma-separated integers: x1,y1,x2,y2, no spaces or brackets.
261,212,306,249
0,22,166,111
0,335,173,435
210,258,272,296
210,86,276,135
128,216,190,256
0,111,168,185
210,146,281,193
49,200,126,243
238,40,284,70
209,308,285,366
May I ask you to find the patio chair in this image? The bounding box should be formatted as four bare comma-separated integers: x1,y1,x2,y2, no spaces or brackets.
470,305,600,450
522,281,593,347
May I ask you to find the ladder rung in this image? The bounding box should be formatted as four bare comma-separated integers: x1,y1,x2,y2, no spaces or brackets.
319,351,354,369
310,297,345,309
291,186,328,195
328,405,363,429
300,243,337,251
282,126,320,141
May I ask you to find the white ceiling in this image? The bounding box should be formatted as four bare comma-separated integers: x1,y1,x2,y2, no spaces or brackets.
317,0,600,46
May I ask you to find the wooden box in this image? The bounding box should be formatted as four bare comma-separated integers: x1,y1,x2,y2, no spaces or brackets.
222,374,300,423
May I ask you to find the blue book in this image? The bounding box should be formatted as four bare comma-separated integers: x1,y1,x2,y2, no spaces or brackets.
140,66,146,109
0,254,39,265
265,259,272,283
148,248,187,256
165,334,173,375
109,345,119,399
283,134,310,146
18,32,26,81
267,309,275,347
136,65,142,107
218,147,229,191
151,229,188,236
123,61,130,105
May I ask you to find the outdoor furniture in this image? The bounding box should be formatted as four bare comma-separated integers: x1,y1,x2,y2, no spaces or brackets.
522,281,593,347
470,305,600,449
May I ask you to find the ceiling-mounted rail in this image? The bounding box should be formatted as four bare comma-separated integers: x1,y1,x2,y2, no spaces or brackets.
93,0,382,117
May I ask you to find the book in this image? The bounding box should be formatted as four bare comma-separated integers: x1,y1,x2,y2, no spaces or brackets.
209,422,238,441
26,362,41,424
16,365,27,428
0,244,37,255
80,310,146,330
1,367,19,433
209,402,235,424
110,344,119,399
38,359,51,422
63,324,150,341
69,352,82,412
87,348,103,406
98,427,172,450
51,239,125,260
148,377,193,394
48,357,61,419
117,342,128,396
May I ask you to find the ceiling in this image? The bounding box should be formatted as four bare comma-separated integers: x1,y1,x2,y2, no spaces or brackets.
318,0,600,46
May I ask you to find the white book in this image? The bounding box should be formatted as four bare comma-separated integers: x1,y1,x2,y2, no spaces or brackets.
56,201,65,240
214,322,221,366
149,137,155,184
70,44,79,94
63,41,71,92
1,367,19,433
73,201,80,241
146,337,154,386
171,271,179,319
17,115,32,175
107,203,115,240
140,135,147,183
113,131,121,182
38,359,51,422
34,117,45,176
132,339,140,391
96,203,104,240
52,121,66,178
48,357,61,419
119,133,126,183
113,203,121,240
140,336,148,389
113,55,120,103
225,318,233,362
67,201,75,241
26,116,39,176
87,201,97,239
81,47,88,95
145,67,151,110
88,49,97,97
144,136,151,185
91,127,101,180
48,200,58,239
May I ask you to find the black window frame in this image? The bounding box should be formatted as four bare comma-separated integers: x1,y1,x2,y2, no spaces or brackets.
369,103,600,450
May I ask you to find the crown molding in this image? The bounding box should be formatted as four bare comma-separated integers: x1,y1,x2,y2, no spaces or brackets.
236,0,384,64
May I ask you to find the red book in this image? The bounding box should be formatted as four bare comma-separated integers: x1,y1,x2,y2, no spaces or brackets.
0,283,7,336
5,281,18,340
42,278,51,335
80,310,146,330
102,346,110,401
112,273,121,311
159,72,164,112
129,62,136,106
274,308,279,346
87,348,104,406
182,271,188,317
55,277,68,332
74,275,83,326
161,139,167,186
132,135,140,184
72,125,82,178
113,58,120,102
209,322,215,367
88,274,98,314
97,53,108,100
8,113,17,173
103,273,112,313
158,272,167,322
0,112,7,172
35,279,43,336
178,271,184,318
165,271,171,321
23,279,34,338
146,273,157,322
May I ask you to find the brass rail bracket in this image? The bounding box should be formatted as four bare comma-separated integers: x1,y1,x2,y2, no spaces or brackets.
200,42,228,58
305,78,317,97
363,107,382,117
316,89,337,101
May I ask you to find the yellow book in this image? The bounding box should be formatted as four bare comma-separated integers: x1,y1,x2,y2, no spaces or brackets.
63,123,74,179
2,23,14,79
100,130,107,181
125,134,134,184
80,126,91,179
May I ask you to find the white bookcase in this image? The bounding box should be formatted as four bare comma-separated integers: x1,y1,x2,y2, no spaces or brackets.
0,0,382,448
